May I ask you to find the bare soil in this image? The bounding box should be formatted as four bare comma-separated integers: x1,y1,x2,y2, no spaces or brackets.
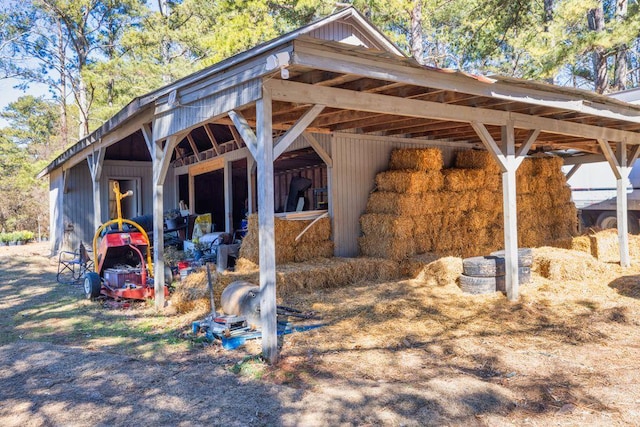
2,242,640,426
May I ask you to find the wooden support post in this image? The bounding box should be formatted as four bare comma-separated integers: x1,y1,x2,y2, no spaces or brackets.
87,147,105,231
501,123,519,301
597,139,631,267
247,156,256,215
224,159,233,232
152,135,179,310
472,121,528,301
256,88,278,363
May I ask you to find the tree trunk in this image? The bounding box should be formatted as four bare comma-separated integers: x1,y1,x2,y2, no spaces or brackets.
614,0,628,91
56,18,69,147
78,76,90,139
410,0,424,65
588,4,608,94
543,0,555,84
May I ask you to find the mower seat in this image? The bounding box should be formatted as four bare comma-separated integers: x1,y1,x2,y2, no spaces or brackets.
56,242,94,284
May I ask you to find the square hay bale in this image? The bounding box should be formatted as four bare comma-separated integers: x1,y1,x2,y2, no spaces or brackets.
443,168,486,192
477,189,501,212
389,148,443,171
533,247,606,281
239,214,333,264
359,235,416,260
375,170,443,193
531,155,563,178
571,235,591,253
366,192,422,215
447,191,478,212
589,229,620,262
455,150,501,174
412,214,442,235
360,213,415,238
293,241,334,263
420,192,446,214
414,233,434,253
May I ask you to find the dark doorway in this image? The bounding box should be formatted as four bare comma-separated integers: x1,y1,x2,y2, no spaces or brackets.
194,170,224,231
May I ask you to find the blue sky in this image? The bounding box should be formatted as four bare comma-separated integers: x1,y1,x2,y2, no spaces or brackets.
0,78,50,127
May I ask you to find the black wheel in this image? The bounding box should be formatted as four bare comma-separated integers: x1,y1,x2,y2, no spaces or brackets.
84,272,102,299
596,211,639,234
459,274,501,294
490,248,533,267
463,256,505,277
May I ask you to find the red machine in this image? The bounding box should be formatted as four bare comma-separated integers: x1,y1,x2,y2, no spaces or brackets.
84,183,169,301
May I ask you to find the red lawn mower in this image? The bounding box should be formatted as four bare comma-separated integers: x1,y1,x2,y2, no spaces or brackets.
84,182,169,301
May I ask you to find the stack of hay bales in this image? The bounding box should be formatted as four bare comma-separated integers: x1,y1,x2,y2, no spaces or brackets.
239,213,333,264
360,148,444,260
361,148,577,259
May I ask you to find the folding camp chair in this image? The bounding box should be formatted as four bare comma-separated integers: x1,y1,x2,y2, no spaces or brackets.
56,242,94,284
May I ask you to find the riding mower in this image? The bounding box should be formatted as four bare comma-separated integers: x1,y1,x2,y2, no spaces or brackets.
83,182,169,301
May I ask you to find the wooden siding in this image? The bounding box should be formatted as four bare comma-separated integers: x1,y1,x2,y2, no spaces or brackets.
49,168,64,254
154,79,261,142
331,133,458,257
307,21,381,50
62,163,95,251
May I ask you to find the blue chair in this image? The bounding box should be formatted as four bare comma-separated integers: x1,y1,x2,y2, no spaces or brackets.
56,242,94,284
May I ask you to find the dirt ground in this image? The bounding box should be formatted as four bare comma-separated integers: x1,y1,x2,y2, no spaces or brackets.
2,242,640,426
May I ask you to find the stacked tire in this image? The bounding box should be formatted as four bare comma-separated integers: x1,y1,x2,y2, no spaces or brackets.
459,248,533,294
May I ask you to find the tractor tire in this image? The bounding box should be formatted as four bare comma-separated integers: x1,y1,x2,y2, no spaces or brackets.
496,267,531,292
462,256,505,277
84,272,102,299
596,211,640,234
490,248,533,267
459,274,502,295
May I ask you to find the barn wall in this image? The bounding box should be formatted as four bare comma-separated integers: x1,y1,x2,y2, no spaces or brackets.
331,133,459,257
49,168,64,255
307,21,385,51
102,160,177,218
62,162,94,251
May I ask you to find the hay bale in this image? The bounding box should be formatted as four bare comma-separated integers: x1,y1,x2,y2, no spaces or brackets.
404,254,463,286
239,214,333,264
293,241,334,262
359,235,415,260
443,168,486,192
476,189,501,212
360,213,414,238
375,170,443,193
589,229,620,262
532,247,608,281
389,148,443,171
366,192,422,215
455,150,501,174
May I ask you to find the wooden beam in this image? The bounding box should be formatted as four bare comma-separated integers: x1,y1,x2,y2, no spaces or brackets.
141,123,153,156
629,144,640,166
273,104,325,159
292,41,640,125
229,110,258,158
203,124,220,156
470,122,507,173
186,134,201,162
597,139,622,179
302,132,332,168
87,147,105,230
565,164,581,181
516,129,540,158
229,125,243,149
257,88,278,363
265,79,640,144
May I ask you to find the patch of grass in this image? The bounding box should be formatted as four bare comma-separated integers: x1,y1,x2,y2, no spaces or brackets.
230,355,268,380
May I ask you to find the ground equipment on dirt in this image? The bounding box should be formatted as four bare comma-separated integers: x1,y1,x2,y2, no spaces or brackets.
83,182,168,301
